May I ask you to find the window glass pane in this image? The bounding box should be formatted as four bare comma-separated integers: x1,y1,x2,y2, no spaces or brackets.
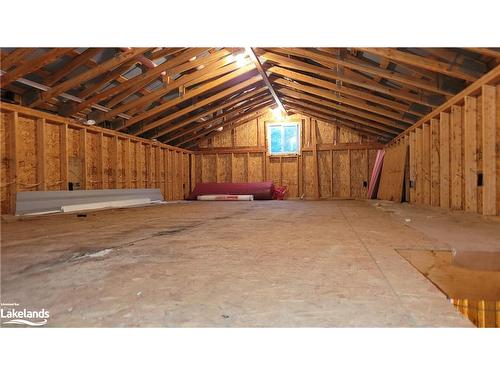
283,125,298,153
270,126,282,153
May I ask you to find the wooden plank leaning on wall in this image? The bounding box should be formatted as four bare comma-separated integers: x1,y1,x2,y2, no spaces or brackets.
0,102,193,215
382,65,500,216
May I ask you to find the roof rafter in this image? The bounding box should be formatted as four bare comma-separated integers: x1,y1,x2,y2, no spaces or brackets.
259,50,438,110
122,62,258,132
1,48,36,71
28,48,151,107
282,97,397,136
280,88,401,134
288,107,390,140
267,65,421,118
159,86,268,141
358,48,480,82
67,48,210,116
163,92,272,144
277,85,406,132
100,52,240,124
1,48,73,87
141,76,262,135
246,47,287,114
44,48,104,86
181,101,274,147
274,77,411,126
275,48,455,96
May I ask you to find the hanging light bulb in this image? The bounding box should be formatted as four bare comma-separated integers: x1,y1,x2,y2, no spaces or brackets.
272,107,284,120
234,53,247,68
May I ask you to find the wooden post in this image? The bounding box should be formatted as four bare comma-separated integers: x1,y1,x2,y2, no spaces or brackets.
182,152,185,197
167,150,172,199
450,105,463,210
439,112,450,209
330,149,334,198
416,127,423,204
264,121,269,181
80,128,88,190
111,135,118,189
36,118,46,190
464,96,478,212
169,151,174,199
311,119,320,199
279,156,283,187
60,123,69,190
190,153,196,193
347,149,351,199
163,149,170,200
215,152,219,183
97,132,104,189
422,123,431,205
155,146,161,189
230,152,234,183
246,152,250,182
478,300,486,328
136,143,142,188
496,301,500,328
409,130,416,203
8,112,18,214
145,144,152,188
482,85,497,215
124,138,131,188
430,119,440,207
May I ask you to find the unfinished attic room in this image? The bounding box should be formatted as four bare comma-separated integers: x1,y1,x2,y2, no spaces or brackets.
2,45,500,329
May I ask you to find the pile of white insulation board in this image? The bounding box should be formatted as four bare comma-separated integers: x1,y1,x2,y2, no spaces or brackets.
16,189,165,216
197,195,254,201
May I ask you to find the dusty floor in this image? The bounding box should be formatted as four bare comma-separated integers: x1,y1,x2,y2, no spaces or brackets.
2,199,498,327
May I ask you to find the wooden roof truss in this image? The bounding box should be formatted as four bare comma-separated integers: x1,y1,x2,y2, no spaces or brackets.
1,47,498,148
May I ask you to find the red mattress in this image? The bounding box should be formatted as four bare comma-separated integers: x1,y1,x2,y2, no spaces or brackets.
187,182,275,200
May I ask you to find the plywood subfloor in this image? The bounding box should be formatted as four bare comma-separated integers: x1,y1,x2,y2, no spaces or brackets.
0,200,482,327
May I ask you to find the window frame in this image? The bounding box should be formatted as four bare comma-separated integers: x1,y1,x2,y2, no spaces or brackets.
266,122,301,156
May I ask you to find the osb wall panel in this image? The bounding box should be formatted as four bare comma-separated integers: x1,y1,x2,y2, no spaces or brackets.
87,132,100,189
0,103,192,214
377,143,407,202
268,158,281,187
282,158,298,198
102,135,113,189
45,122,62,191
333,150,350,198
201,154,216,183
235,118,258,147
183,153,190,197
382,81,500,216
0,112,10,213
217,153,232,182
317,151,332,198
232,154,247,183
17,116,38,191
194,112,383,200
248,153,264,182
130,141,138,189
117,139,125,189
67,128,82,186
351,149,368,199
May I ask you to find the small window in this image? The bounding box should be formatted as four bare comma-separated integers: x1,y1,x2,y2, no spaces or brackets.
267,123,300,155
